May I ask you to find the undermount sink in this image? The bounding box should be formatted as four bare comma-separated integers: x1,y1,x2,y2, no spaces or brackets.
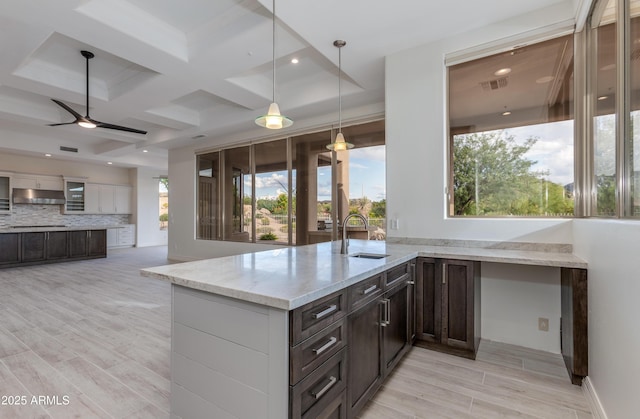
349,252,389,260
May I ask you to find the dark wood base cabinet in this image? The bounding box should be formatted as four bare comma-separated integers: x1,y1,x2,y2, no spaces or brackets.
0,229,107,268
291,262,415,419
561,267,588,385
415,258,481,359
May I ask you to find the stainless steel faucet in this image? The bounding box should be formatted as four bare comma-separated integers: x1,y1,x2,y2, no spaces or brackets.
340,213,369,254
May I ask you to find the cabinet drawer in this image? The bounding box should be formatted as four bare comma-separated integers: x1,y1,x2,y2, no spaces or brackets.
291,290,347,345
290,318,347,385
385,262,410,290
348,274,383,312
290,348,347,419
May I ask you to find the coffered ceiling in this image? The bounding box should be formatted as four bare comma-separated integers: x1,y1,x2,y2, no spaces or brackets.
0,0,576,170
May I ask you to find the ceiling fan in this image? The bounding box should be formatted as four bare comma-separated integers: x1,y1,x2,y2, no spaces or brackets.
48,50,147,135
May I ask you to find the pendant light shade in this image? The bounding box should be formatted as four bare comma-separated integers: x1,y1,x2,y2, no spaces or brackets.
255,0,292,129
327,40,353,151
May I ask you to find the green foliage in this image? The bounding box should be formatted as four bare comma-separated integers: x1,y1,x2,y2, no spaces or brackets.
259,232,277,240
159,213,168,222
370,199,386,218
261,217,270,225
453,131,574,216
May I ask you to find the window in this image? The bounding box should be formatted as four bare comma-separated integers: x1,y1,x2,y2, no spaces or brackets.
159,177,168,230
590,0,640,217
448,34,575,217
196,120,385,245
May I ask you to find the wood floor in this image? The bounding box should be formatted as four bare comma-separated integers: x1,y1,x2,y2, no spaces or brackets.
0,246,591,418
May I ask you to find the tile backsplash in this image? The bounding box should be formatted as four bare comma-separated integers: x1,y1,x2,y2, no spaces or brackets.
0,204,129,228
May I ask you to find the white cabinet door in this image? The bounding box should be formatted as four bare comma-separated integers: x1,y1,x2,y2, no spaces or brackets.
36,176,64,190
12,175,63,190
85,183,101,213
114,186,132,214
99,185,116,213
12,175,37,189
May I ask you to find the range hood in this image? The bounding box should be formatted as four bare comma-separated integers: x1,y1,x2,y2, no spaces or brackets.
13,188,66,205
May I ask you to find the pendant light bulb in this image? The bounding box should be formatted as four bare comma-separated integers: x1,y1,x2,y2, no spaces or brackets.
255,0,292,129
327,40,353,151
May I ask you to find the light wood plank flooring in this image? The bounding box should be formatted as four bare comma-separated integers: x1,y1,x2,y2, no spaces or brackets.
0,246,591,418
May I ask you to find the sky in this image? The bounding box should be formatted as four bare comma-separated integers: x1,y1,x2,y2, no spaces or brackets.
247,145,387,202
503,119,574,186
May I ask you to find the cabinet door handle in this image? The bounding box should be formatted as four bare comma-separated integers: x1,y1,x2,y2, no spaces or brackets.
380,299,390,327
311,376,337,400
312,336,337,356
312,304,337,320
362,284,378,295
442,263,446,284
407,280,415,285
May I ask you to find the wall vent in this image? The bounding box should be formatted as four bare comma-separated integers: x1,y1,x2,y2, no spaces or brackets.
480,77,509,91
59,146,78,153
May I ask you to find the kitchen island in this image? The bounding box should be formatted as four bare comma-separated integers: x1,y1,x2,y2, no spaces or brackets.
141,240,588,418
0,225,109,268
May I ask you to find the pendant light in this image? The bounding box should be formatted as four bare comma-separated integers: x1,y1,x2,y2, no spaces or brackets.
255,0,292,129
327,40,353,151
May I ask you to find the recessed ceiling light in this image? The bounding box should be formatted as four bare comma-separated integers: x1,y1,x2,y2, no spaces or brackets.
291,58,299,64
502,111,511,116
494,68,511,76
44,153,52,157
536,76,554,84
107,162,113,165
601,64,616,71
143,149,148,153
598,96,608,101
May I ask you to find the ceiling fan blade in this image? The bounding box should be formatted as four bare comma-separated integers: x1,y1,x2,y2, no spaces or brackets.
95,121,147,135
51,99,83,119
48,122,77,126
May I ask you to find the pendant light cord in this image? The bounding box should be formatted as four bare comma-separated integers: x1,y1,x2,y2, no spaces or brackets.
338,44,342,132
272,0,276,104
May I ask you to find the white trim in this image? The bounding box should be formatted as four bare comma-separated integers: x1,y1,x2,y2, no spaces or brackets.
444,19,575,66
575,0,595,32
583,376,609,419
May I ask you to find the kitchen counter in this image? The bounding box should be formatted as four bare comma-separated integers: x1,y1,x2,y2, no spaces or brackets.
0,225,123,233
141,240,587,310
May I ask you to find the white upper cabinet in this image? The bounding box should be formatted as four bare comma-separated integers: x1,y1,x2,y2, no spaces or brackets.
84,183,132,214
12,174,63,190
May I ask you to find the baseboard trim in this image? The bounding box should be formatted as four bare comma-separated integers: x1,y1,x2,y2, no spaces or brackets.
583,376,608,419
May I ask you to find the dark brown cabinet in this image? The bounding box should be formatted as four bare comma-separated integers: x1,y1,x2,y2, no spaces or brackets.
291,261,415,419
561,267,588,385
88,229,107,257
69,230,89,257
416,257,480,358
21,232,46,262
347,262,414,419
46,231,69,260
0,233,20,265
0,229,107,268
347,294,383,417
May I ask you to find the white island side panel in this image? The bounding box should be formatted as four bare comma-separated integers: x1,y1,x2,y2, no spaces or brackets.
171,285,288,419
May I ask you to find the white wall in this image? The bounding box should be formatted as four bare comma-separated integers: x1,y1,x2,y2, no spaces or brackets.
0,153,130,184
573,220,640,418
384,2,576,354
133,167,168,247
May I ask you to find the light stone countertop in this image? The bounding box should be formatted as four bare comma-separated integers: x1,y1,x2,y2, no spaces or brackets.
0,225,126,233
140,240,587,311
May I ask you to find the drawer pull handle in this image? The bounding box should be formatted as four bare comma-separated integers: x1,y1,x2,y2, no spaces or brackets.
311,376,337,400
380,299,390,327
362,285,378,295
312,337,338,356
312,304,337,320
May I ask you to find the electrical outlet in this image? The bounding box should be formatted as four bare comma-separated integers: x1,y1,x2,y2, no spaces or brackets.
538,317,549,332
390,219,399,230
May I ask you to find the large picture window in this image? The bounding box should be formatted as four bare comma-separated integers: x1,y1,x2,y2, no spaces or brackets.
448,34,575,217
196,120,386,245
